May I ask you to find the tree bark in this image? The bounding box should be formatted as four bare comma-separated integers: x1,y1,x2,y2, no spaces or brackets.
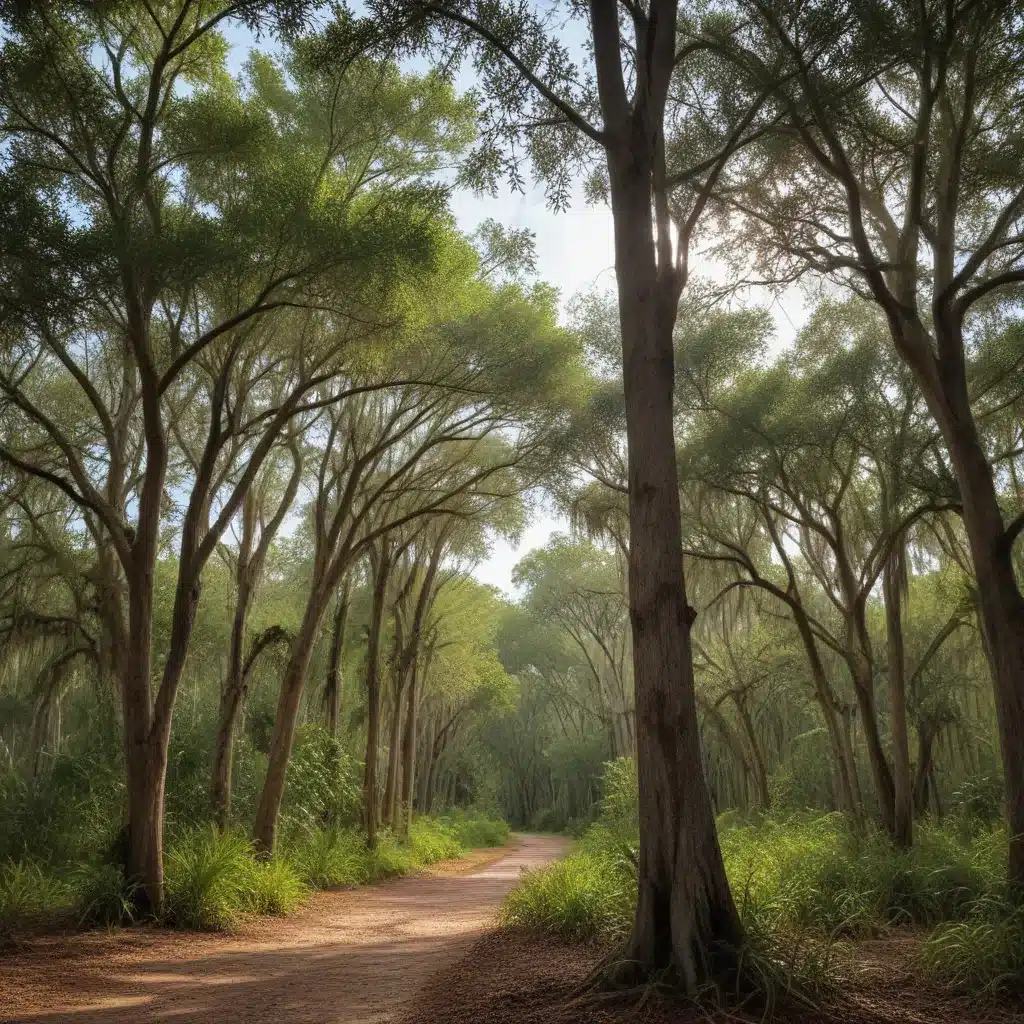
363,541,393,850
883,550,913,848
607,149,741,986
899,315,1024,882
252,593,330,855
212,625,290,825
324,582,350,739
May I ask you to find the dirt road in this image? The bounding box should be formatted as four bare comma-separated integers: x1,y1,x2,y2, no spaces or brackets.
0,834,569,1024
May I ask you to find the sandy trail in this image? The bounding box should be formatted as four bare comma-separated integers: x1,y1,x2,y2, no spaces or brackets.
0,833,569,1024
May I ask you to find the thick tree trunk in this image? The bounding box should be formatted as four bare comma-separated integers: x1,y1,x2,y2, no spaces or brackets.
883,553,913,848
609,154,741,988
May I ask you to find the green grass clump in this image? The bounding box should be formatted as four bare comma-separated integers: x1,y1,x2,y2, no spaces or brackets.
0,861,73,933
408,818,463,864
288,827,373,888
73,862,138,926
501,852,635,942
919,896,1024,996
164,826,256,930
721,814,1005,937
165,826,312,929
239,858,308,916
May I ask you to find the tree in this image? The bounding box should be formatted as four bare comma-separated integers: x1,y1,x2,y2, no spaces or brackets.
359,0,786,980
0,2,467,909
716,0,1024,882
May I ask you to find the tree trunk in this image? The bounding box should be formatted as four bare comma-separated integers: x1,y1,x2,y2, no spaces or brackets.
324,583,350,739
363,542,392,850
252,597,328,855
733,696,770,810
883,552,913,848
849,660,897,836
398,657,420,835
608,152,741,988
211,565,254,826
383,685,404,829
905,316,1024,883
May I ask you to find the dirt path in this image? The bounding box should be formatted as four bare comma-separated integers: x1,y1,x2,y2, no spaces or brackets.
0,834,570,1024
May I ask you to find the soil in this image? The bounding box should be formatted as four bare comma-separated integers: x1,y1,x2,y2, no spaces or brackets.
0,834,569,1023
398,929,1024,1024
2,834,1021,1024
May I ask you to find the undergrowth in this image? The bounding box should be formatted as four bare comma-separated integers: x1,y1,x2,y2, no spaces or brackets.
502,758,1015,997
0,810,509,935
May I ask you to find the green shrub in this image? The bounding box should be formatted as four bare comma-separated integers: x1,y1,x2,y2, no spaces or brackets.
0,861,72,933
287,827,373,888
239,858,308,916
920,897,1024,996
281,728,363,833
438,810,510,849
408,819,462,864
370,831,417,878
164,826,254,930
501,852,634,942
721,815,1005,937
73,862,138,926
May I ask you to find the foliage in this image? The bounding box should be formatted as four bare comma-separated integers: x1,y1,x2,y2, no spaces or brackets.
280,729,364,834
502,852,634,942
920,899,1024,997
502,760,1014,994
0,861,73,935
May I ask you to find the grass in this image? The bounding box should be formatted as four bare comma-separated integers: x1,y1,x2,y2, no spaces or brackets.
919,895,1024,996
502,851,634,941
501,762,1015,997
0,810,509,936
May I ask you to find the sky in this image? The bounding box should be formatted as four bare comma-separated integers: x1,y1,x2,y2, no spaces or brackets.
222,20,805,597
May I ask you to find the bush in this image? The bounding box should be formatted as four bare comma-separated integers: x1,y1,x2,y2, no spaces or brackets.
920,897,1024,996
280,728,363,833
239,858,308,916
408,819,462,864
502,852,634,942
721,815,1005,937
0,861,72,933
164,826,256,930
437,810,510,849
288,827,373,889
74,862,138,926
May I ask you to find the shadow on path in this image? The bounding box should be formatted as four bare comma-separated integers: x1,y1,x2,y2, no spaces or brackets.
0,833,570,1024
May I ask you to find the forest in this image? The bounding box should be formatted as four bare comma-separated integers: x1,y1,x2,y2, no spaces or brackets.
0,1,1022,1022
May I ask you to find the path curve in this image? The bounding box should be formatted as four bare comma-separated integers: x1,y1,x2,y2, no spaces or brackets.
0,833,570,1024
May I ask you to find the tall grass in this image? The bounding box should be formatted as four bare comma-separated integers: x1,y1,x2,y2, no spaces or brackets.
0,810,510,936
501,759,1014,996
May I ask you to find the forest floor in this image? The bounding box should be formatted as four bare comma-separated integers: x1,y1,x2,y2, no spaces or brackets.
399,928,1024,1024
2,833,1021,1024
0,833,569,1023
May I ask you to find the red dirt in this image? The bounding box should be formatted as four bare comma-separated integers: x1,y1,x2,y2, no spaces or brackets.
0,834,570,1023
398,929,1024,1024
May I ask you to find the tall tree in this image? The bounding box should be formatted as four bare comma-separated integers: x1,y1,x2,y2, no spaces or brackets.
718,0,1024,882
361,0,781,981
0,2,466,909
